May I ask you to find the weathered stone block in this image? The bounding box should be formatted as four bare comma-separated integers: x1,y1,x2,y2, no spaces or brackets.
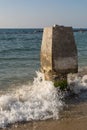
41,25,78,85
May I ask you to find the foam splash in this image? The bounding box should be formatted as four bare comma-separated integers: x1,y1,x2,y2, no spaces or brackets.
68,74,87,94
0,72,63,128
0,72,87,128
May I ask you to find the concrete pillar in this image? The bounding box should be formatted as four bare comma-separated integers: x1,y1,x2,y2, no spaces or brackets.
41,25,78,89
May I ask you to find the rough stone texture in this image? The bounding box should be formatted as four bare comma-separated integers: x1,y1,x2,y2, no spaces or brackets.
41,27,53,80
41,25,78,81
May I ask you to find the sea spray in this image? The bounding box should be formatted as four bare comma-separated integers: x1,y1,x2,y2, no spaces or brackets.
68,74,87,94
0,72,87,128
0,72,63,128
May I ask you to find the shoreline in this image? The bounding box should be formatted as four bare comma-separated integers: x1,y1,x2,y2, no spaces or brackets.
4,116,87,130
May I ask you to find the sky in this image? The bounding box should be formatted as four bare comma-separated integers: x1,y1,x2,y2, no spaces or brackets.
0,0,87,28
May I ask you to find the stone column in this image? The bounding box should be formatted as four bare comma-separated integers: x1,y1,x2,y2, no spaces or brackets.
41,25,78,90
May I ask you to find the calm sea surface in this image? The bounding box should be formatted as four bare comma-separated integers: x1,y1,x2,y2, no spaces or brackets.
0,29,86,90
0,29,42,90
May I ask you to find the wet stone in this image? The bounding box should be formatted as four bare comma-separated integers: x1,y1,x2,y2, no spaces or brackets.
41,25,78,89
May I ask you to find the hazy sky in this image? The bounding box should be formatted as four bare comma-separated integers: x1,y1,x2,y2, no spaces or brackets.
0,0,87,28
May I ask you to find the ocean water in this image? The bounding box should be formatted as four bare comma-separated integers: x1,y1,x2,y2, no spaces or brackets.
74,31,87,66
0,29,42,90
0,29,87,128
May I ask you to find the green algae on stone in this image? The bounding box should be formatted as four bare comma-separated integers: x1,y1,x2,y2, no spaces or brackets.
54,80,67,90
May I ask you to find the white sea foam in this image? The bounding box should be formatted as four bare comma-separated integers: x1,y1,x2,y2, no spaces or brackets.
68,74,87,94
0,72,63,128
0,72,87,128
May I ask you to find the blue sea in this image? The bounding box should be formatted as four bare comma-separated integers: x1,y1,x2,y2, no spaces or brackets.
0,29,42,90
0,29,87,128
